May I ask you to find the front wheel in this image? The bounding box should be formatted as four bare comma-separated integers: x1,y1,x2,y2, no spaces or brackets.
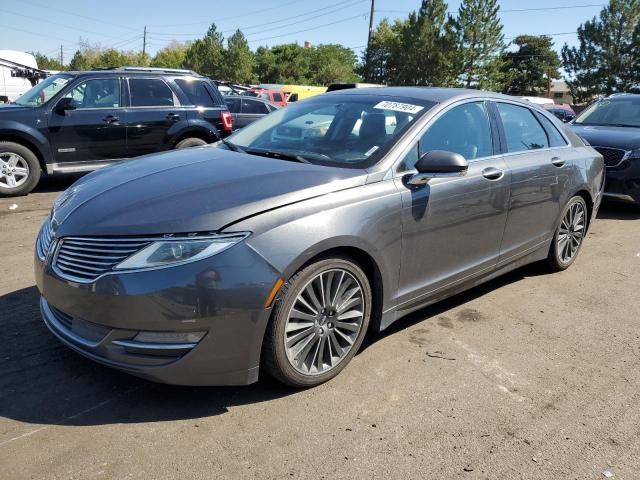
547,195,588,271
0,142,41,197
262,256,372,388
175,137,208,149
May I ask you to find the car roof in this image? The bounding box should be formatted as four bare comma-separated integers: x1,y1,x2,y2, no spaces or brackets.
324,86,531,105
223,95,278,108
58,68,205,78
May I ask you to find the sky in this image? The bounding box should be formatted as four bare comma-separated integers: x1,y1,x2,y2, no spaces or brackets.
0,0,606,63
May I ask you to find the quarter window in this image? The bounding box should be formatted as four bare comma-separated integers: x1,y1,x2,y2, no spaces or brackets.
175,79,216,107
65,78,120,109
497,103,549,152
536,113,568,147
129,78,174,107
420,102,493,160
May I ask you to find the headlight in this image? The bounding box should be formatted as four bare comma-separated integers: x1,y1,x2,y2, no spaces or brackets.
114,233,249,270
629,148,640,159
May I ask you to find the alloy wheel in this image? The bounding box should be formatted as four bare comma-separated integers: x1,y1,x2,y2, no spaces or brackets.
0,152,30,189
284,269,365,375
557,200,586,264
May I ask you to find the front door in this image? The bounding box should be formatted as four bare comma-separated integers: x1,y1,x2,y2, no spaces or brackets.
48,77,126,164
125,77,182,157
395,101,511,308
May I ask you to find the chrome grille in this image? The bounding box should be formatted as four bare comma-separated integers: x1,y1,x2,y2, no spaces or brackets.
36,218,55,259
53,237,151,282
593,146,628,168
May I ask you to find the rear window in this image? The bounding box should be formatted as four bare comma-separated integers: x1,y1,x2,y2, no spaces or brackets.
175,79,217,107
129,78,174,107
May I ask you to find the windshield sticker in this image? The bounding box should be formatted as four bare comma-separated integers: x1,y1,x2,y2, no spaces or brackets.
364,146,379,157
374,101,424,114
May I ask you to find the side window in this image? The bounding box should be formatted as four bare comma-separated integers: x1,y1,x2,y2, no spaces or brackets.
224,97,241,113
64,78,120,109
129,78,174,107
289,93,299,102
536,112,569,147
175,79,215,107
420,102,493,160
497,103,549,152
242,99,269,115
272,92,283,102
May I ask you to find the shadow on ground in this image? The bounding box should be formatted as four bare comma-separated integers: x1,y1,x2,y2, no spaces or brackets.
596,200,640,220
0,261,550,429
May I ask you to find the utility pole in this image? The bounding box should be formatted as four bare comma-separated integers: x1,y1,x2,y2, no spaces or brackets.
60,45,63,65
365,0,375,79
142,26,147,61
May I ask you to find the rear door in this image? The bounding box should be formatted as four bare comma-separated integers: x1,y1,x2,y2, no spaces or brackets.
494,101,573,261
236,98,270,128
125,77,182,157
47,76,127,164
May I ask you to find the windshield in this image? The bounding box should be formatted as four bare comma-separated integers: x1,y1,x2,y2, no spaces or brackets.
228,95,434,168
574,97,640,127
13,74,74,107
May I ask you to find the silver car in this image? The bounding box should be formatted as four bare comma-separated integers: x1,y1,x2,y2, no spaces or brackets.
35,88,604,387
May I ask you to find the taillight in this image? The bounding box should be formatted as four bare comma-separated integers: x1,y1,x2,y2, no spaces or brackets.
221,111,233,131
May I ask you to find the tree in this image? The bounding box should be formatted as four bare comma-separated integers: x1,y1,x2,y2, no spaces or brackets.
223,30,255,83
562,0,640,102
310,44,359,85
454,0,506,90
254,43,312,84
390,0,458,86
151,41,189,68
184,23,225,77
361,19,401,84
31,52,66,71
501,35,561,96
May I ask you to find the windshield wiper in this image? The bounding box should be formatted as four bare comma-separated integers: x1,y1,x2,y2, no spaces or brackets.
244,148,311,164
220,138,244,152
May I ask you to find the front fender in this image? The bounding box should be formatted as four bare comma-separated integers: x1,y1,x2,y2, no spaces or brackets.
0,121,51,163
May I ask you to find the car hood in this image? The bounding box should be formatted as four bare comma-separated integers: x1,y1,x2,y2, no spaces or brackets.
0,103,33,113
571,124,640,150
51,147,367,237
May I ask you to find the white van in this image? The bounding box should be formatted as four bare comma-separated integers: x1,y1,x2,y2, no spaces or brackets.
0,50,38,103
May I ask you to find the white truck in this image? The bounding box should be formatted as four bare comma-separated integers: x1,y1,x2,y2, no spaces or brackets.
0,50,41,103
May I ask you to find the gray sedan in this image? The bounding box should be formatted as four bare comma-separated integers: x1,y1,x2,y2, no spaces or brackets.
35,87,604,387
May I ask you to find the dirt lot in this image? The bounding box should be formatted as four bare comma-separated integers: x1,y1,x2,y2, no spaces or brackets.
0,176,639,480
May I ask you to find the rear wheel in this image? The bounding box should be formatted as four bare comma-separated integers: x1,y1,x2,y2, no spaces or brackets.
0,142,41,197
175,137,208,149
547,195,588,271
262,256,372,388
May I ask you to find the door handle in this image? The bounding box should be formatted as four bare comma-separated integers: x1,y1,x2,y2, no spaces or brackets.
103,115,119,124
166,113,180,121
551,156,565,167
482,166,504,180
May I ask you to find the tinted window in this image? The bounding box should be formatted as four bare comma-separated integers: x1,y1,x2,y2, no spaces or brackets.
420,102,492,160
175,79,216,107
129,78,174,107
242,99,269,115
272,92,283,102
66,78,120,109
224,97,241,113
574,97,640,127
288,93,299,102
497,103,549,152
536,113,568,147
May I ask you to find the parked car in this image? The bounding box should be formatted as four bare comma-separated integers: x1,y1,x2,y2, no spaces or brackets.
0,50,40,103
35,87,603,388
223,95,279,129
571,93,640,204
0,67,232,196
242,88,287,107
326,82,384,92
281,84,326,102
543,103,576,123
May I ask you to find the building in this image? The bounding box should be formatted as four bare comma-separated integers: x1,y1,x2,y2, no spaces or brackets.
550,80,574,105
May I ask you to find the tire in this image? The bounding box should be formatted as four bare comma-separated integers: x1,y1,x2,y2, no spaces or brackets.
262,256,372,388
175,137,208,149
547,195,588,271
0,141,41,197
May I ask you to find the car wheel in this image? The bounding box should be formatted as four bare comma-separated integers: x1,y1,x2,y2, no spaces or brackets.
262,256,372,388
0,142,41,197
175,137,208,149
548,195,588,271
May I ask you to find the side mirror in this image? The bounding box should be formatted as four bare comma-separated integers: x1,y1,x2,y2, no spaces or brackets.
55,97,77,114
408,150,469,186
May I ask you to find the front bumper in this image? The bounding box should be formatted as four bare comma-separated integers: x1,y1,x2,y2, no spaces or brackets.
604,159,640,204
35,242,280,386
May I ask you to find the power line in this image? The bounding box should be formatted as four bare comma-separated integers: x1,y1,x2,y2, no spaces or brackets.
18,0,139,31
376,3,604,15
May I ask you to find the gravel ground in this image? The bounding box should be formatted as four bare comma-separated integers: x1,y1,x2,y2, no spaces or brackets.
0,175,639,480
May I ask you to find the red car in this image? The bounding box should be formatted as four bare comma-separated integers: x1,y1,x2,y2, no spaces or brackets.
242,88,288,107
543,103,576,123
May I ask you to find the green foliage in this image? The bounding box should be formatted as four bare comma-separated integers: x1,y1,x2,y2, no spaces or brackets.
311,44,360,85
184,23,225,77
30,52,66,71
562,0,640,102
501,35,561,96
151,41,189,69
223,30,255,83
360,19,400,84
454,0,505,90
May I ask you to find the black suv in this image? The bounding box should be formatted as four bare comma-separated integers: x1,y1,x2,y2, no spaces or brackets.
571,93,640,204
0,67,233,196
